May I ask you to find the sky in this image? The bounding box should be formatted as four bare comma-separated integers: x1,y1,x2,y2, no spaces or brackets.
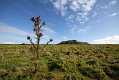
0,0,119,44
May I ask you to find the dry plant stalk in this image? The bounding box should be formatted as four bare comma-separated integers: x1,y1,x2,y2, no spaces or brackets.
27,16,53,74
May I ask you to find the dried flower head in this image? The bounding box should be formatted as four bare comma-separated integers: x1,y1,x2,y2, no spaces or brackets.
37,32,43,37
36,16,40,21
49,39,53,42
27,36,31,40
31,17,35,22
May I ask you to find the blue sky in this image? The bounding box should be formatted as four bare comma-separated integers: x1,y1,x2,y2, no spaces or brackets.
0,0,119,44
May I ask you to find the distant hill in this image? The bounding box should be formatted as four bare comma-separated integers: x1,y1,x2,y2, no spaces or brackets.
58,40,89,44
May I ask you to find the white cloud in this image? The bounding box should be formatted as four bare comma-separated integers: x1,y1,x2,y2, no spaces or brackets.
42,26,56,35
0,23,32,44
0,42,18,44
109,0,117,6
100,5,108,9
50,0,96,36
50,0,68,16
0,23,56,44
69,0,80,12
100,0,117,10
0,23,31,36
109,12,119,16
82,0,96,12
40,25,56,43
42,25,56,40
91,35,119,44
62,36,69,40
51,0,96,14
91,11,98,17
0,23,56,37
70,25,89,34
50,0,96,24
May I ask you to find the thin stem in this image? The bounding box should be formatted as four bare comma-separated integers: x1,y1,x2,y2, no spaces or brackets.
36,37,40,58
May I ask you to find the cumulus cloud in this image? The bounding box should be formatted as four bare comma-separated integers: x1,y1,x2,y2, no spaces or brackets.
91,35,119,44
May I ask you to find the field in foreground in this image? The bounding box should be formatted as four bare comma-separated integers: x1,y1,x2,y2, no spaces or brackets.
0,44,119,80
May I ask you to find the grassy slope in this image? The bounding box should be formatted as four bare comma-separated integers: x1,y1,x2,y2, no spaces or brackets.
0,44,119,80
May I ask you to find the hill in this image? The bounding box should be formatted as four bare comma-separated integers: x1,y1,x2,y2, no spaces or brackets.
58,40,89,44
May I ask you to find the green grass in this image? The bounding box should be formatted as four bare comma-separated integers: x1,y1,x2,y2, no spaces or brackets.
0,44,119,80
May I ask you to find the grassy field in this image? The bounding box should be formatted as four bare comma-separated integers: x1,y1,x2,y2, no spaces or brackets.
0,44,119,80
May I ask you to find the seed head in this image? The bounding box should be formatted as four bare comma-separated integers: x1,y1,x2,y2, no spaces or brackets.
49,39,53,42
37,32,43,37
31,17,35,22
27,36,31,40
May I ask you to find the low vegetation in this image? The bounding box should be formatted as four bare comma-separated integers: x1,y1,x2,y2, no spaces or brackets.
0,44,119,80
